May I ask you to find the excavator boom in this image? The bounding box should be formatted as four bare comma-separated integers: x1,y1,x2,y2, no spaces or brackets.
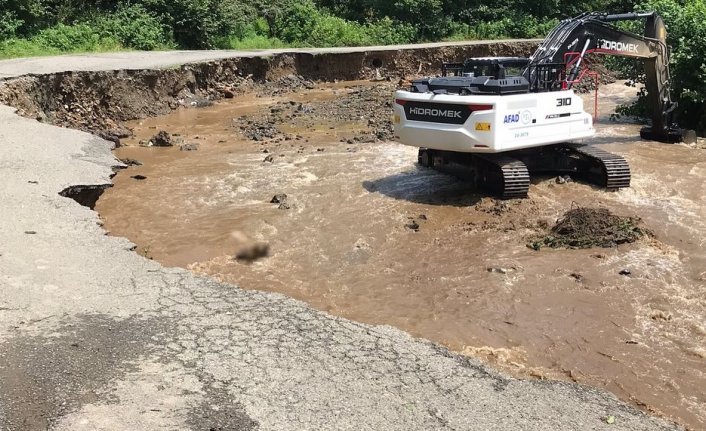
525,12,682,142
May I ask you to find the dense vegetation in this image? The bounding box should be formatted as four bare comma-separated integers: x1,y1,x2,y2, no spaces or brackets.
0,0,640,53
0,0,703,132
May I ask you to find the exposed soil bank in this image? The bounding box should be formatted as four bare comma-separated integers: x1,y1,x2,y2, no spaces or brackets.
0,41,536,136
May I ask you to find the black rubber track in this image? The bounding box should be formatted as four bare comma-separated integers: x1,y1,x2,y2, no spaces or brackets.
569,144,631,190
474,154,531,199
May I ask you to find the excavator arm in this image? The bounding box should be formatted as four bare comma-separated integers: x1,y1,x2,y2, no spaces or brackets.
526,12,684,142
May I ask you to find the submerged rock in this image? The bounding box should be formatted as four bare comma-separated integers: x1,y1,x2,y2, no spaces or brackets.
179,143,200,151
150,130,175,147
120,158,143,166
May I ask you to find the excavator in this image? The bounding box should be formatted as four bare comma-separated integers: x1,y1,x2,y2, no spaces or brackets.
393,12,691,198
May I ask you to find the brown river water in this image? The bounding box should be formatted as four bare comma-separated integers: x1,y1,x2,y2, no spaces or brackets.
97,81,706,429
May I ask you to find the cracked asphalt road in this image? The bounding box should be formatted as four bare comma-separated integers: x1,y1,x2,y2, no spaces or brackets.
0,50,683,430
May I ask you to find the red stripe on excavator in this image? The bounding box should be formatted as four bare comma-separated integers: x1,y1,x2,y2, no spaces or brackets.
469,104,493,111
395,99,408,106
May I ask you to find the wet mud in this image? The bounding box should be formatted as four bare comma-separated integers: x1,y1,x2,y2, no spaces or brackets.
96,81,706,430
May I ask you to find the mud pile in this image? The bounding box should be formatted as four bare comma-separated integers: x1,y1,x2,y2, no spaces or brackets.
234,82,396,144
529,207,651,250
308,84,396,141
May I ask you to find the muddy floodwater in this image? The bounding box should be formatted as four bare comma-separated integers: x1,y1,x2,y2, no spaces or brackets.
97,81,706,429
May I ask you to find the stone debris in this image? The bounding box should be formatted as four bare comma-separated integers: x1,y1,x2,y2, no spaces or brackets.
120,158,143,166
270,194,290,210
179,143,200,151
555,175,573,184
149,131,175,147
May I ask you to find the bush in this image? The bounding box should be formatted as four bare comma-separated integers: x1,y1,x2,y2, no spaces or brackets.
366,18,416,45
139,0,255,48
0,10,23,39
274,0,320,43
31,24,121,52
0,23,123,59
307,15,371,46
271,1,416,47
97,5,174,51
0,38,61,58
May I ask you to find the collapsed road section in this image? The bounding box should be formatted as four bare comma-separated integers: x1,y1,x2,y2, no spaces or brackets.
0,44,689,430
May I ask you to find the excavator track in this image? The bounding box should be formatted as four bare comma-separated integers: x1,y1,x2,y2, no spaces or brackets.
474,154,531,199
566,144,631,190
418,149,530,199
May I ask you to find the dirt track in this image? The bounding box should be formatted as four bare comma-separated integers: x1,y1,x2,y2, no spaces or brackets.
92,78,706,430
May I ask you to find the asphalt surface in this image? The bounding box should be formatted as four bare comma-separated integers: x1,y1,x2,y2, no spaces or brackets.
0,47,683,430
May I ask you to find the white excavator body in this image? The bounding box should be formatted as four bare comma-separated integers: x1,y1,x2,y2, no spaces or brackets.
393,89,594,154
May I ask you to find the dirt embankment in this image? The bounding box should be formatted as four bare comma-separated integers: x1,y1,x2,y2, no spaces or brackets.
0,42,536,141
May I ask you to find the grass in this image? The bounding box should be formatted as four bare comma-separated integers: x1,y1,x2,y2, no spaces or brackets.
0,35,297,59
0,36,127,60
216,35,295,50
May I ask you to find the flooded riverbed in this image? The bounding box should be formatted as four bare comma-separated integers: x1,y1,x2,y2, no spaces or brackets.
96,81,706,429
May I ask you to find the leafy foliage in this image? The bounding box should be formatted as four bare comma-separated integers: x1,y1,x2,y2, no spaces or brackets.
97,5,174,51
612,0,706,133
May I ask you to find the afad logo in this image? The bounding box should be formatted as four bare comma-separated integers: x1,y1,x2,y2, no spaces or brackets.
504,113,520,124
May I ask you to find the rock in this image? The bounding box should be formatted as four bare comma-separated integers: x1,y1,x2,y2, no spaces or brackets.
192,99,213,108
221,87,236,98
650,310,672,321
555,175,573,184
131,175,147,181
487,267,510,274
270,194,287,204
619,269,632,276
570,273,583,282
235,243,270,263
179,143,200,151
120,158,143,166
150,130,175,147
405,221,420,231
97,130,122,147
24,231,37,235
263,154,275,163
